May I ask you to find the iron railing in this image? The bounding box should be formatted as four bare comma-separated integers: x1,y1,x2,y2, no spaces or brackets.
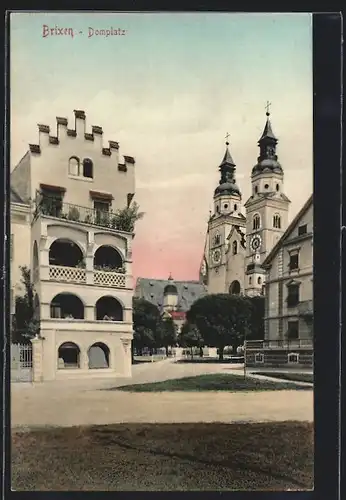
246,338,313,349
34,194,126,231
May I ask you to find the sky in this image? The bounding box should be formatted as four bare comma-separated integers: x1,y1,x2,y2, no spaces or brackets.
10,12,313,281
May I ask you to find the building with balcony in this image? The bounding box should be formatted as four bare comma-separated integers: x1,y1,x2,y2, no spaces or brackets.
245,195,313,369
10,109,137,381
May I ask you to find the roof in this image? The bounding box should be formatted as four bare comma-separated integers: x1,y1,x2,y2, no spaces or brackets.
262,194,313,268
220,145,235,166
258,117,277,142
135,278,207,312
10,186,25,204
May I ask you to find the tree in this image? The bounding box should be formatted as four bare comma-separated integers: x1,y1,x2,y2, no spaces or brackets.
132,298,162,357
178,322,204,358
12,266,40,344
186,294,252,360
159,316,178,356
113,202,144,233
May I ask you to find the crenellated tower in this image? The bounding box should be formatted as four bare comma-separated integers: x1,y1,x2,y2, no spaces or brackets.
244,104,291,296
200,135,246,294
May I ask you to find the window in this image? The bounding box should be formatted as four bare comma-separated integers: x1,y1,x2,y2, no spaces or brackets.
257,277,262,285
234,204,238,211
253,214,261,230
40,189,63,217
94,200,109,213
264,184,269,189
255,353,264,364
249,277,252,284
50,303,62,319
224,204,229,210
255,186,258,194
216,206,220,213
273,214,281,229
298,224,307,236
232,241,238,255
83,158,93,178
287,283,300,307
287,320,299,340
214,233,221,246
276,183,279,191
288,352,299,364
68,156,80,176
289,251,299,271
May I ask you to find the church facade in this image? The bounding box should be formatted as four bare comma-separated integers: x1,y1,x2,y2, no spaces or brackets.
200,110,291,297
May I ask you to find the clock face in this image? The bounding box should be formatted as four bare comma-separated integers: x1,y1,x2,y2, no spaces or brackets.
212,249,221,264
250,234,262,252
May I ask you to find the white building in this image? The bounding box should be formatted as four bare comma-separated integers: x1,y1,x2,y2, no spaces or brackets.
11,109,137,381
200,110,291,297
246,195,313,368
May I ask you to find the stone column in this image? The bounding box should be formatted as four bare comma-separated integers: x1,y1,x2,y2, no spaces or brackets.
31,336,44,382
121,338,132,377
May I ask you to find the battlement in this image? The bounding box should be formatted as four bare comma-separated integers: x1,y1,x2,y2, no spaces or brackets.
29,110,135,166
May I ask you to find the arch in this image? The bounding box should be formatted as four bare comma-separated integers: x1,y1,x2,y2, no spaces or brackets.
232,241,238,255
164,284,178,295
82,158,93,178
253,213,261,230
88,342,110,369
273,214,281,229
93,245,124,271
49,238,85,268
50,293,85,319
58,341,80,369
69,156,80,176
229,280,241,295
96,296,123,321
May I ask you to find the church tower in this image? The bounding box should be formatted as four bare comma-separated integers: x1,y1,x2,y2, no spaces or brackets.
244,105,291,296
200,136,246,294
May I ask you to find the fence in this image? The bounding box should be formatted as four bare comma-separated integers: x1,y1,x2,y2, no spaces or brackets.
11,343,33,382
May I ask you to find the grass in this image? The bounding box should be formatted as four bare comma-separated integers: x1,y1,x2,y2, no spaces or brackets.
255,372,313,384
114,373,313,392
12,422,313,491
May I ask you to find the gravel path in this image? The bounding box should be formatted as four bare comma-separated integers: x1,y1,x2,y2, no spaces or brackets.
11,359,313,429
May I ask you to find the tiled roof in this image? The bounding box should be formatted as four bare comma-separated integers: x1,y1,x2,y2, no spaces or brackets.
134,278,207,312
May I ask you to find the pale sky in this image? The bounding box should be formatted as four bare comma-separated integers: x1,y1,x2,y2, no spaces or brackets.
10,12,313,281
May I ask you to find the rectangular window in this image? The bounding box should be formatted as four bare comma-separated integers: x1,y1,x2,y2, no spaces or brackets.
287,284,300,307
287,320,299,340
50,304,61,319
94,200,109,213
298,224,307,236
289,252,299,271
41,190,63,217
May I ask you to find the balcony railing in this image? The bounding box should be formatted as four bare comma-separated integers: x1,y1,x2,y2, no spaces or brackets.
34,195,127,232
246,339,313,350
49,265,126,288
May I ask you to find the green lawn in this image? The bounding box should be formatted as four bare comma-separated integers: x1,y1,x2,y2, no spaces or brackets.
12,422,313,491
115,373,313,393
255,372,314,384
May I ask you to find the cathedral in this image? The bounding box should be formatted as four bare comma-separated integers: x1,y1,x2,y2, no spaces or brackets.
200,108,291,296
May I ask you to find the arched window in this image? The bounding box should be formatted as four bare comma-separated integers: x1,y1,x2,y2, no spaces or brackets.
273,214,281,229
253,214,261,230
254,186,258,194
49,239,84,268
249,277,252,285
69,156,80,176
276,183,280,192
257,277,262,285
234,204,238,211
214,232,221,246
58,342,80,369
93,245,124,272
83,158,93,178
96,296,123,321
229,280,241,295
50,293,84,319
232,241,238,255
88,342,110,369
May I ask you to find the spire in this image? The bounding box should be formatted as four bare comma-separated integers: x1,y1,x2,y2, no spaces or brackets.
252,102,283,175
214,133,241,197
168,273,173,281
220,132,236,166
